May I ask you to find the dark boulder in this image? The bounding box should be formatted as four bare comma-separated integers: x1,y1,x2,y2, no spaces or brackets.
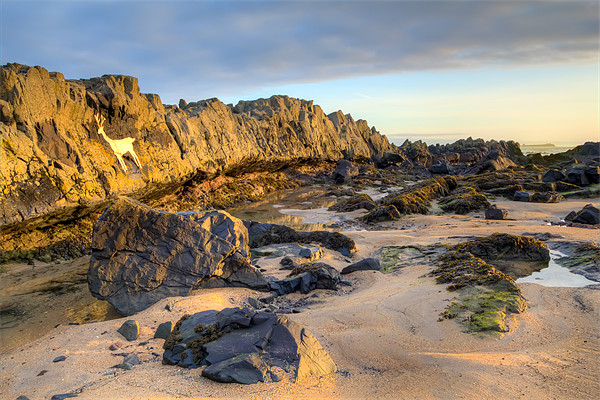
529,192,562,203
154,322,173,340
428,160,455,175
269,263,341,295
512,191,530,202
566,167,590,186
88,198,268,316
463,151,517,175
541,169,566,183
163,308,336,384
485,205,508,220
564,211,577,222
341,258,380,274
331,159,359,184
571,204,600,225
244,221,356,257
584,166,600,184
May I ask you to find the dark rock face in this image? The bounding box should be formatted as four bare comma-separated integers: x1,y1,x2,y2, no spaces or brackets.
571,204,600,225
485,205,508,220
244,221,356,257
154,322,173,340
1,64,395,230
162,308,337,384
331,159,359,184
88,198,268,315
512,191,530,202
542,169,566,183
269,263,341,295
463,151,517,175
341,258,381,274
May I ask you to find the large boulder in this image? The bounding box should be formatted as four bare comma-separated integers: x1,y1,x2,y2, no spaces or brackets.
88,198,268,315
566,167,590,186
163,308,337,384
428,160,455,175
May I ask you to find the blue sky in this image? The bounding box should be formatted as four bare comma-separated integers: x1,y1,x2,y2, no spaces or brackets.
1,0,598,146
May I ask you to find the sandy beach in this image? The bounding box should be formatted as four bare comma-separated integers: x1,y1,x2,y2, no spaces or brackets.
1,198,598,399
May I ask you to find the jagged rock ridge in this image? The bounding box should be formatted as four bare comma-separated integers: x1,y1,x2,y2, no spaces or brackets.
0,63,395,229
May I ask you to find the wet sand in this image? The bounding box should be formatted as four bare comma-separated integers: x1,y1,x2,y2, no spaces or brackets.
1,198,599,399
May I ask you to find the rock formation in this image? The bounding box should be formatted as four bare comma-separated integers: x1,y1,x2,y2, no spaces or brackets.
0,63,395,230
162,307,337,384
88,197,268,315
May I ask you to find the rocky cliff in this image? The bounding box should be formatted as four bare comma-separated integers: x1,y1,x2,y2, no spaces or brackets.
0,63,394,230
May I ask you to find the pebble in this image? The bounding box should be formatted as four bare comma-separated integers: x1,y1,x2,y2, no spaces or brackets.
123,353,140,365
52,356,67,363
247,297,261,309
109,341,123,351
37,370,48,376
15,395,30,400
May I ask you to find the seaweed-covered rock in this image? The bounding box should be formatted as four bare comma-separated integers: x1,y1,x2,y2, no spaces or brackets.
452,233,550,262
360,205,401,223
439,187,490,215
244,221,356,257
383,177,453,215
328,194,375,212
269,263,341,295
485,205,508,220
529,192,563,203
88,198,268,316
163,308,336,384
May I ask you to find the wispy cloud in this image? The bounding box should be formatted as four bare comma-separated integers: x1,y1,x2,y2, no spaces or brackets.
2,1,597,102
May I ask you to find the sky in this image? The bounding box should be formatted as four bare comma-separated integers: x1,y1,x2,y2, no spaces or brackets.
1,0,598,146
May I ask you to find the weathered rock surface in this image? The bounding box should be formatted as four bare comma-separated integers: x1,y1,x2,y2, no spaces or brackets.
0,63,395,230
439,186,490,215
162,307,337,384
117,320,140,341
88,197,268,315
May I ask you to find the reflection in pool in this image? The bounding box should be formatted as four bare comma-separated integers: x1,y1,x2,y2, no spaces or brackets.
516,250,599,288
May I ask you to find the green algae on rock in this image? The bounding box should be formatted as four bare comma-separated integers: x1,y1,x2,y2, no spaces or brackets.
451,233,550,263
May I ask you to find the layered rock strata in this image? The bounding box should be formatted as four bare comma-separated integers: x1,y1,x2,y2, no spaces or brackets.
0,63,394,230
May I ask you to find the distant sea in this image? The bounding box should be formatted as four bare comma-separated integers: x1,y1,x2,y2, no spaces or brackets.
519,143,576,156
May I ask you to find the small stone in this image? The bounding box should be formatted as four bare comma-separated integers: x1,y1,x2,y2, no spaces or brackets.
138,341,149,346
247,297,261,309
341,258,380,274
123,353,140,365
15,396,31,400
111,363,133,370
117,320,139,341
109,341,123,351
37,370,48,376
50,394,78,400
153,321,173,340
165,300,176,312
52,356,67,363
